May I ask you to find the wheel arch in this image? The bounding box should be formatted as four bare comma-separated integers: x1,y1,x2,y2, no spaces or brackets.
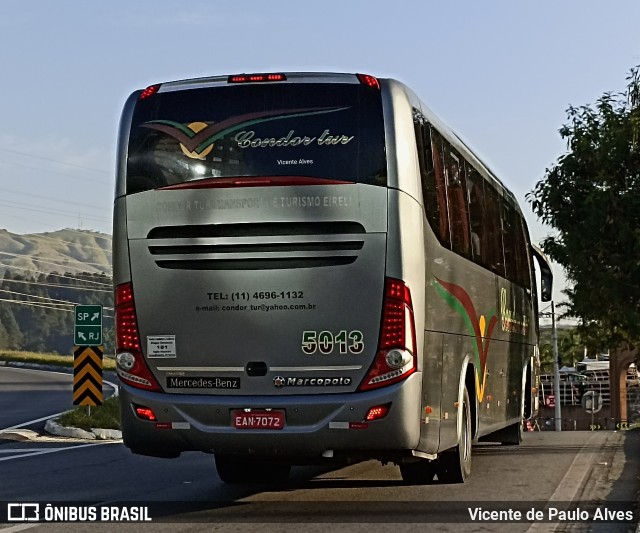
458,355,478,441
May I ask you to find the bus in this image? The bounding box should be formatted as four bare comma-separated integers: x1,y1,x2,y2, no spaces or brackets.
113,72,553,484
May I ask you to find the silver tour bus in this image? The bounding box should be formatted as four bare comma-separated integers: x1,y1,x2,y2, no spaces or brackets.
113,72,553,484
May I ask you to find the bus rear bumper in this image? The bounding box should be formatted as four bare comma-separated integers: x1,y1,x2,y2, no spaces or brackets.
119,373,423,461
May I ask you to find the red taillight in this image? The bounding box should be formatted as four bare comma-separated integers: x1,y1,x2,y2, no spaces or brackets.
139,84,161,100
357,73,380,90
115,283,140,352
380,279,415,350
359,278,417,391
115,283,161,392
228,73,287,83
134,405,157,421
366,404,391,421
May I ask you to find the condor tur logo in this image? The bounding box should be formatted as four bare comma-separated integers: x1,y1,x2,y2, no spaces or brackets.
141,106,348,160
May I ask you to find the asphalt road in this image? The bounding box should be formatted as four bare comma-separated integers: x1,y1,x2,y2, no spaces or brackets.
0,366,75,430
0,366,117,431
0,367,638,532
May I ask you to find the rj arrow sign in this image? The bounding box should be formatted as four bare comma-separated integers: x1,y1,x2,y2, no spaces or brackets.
74,304,103,346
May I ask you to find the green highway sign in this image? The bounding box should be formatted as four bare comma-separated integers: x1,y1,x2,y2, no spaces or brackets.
74,304,103,346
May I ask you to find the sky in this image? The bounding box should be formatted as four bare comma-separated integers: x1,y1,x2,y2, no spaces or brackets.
0,0,639,303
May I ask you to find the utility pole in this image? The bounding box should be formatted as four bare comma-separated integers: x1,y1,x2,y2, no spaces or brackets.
552,301,562,431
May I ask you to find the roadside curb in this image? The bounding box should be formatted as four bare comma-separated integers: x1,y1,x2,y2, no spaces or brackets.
44,418,122,441
0,420,122,442
0,360,74,373
0,429,41,442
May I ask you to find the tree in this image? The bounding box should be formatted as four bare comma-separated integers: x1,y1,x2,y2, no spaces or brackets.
538,326,584,373
528,66,640,351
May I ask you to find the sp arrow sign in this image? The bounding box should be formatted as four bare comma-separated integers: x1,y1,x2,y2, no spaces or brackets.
74,305,103,346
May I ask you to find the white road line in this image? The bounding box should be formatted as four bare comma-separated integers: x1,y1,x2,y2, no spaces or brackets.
525,432,600,533
0,371,118,431
1,413,66,432
0,441,119,463
546,435,599,502
104,379,119,394
0,366,71,377
0,450,47,454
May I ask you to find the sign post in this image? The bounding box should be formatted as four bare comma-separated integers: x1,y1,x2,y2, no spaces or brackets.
73,305,104,413
582,390,603,430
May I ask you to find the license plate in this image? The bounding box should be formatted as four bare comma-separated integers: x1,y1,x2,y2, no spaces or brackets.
232,410,285,430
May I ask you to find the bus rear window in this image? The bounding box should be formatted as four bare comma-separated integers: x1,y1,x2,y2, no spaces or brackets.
126,83,387,194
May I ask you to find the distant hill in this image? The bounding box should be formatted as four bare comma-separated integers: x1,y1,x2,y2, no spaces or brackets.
0,228,112,277
0,229,113,353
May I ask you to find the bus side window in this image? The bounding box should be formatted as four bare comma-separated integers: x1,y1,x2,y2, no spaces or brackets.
412,109,451,248
429,130,451,248
484,183,506,278
466,166,487,266
444,147,471,258
501,201,521,286
502,201,532,289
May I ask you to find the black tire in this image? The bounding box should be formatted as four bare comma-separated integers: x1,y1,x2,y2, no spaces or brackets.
435,387,472,483
215,454,291,484
399,459,437,485
500,420,523,445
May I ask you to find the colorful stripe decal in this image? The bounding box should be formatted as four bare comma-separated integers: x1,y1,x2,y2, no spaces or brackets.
433,277,497,401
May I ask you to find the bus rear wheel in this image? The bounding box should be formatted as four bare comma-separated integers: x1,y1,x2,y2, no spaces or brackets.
500,420,523,445
399,459,437,484
215,454,291,484
435,386,472,483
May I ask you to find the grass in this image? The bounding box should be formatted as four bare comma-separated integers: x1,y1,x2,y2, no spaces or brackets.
57,395,121,431
0,349,116,371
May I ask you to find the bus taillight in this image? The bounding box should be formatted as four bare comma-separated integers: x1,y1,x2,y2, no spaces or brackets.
356,73,380,90
139,84,161,100
228,73,287,83
115,283,161,392
359,278,417,391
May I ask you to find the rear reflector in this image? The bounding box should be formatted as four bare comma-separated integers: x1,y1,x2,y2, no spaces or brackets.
134,406,157,421
366,404,391,421
228,73,287,83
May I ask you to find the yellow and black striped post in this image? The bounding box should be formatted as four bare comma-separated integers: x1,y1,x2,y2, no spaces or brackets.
73,345,103,406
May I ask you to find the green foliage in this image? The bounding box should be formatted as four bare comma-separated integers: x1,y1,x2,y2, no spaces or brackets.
0,350,116,370
538,326,585,373
57,395,120,431
528,66,640,350
0,271,113,354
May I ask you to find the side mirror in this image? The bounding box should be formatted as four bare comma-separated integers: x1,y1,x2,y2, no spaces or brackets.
539,270,553,302
531,244,553,302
